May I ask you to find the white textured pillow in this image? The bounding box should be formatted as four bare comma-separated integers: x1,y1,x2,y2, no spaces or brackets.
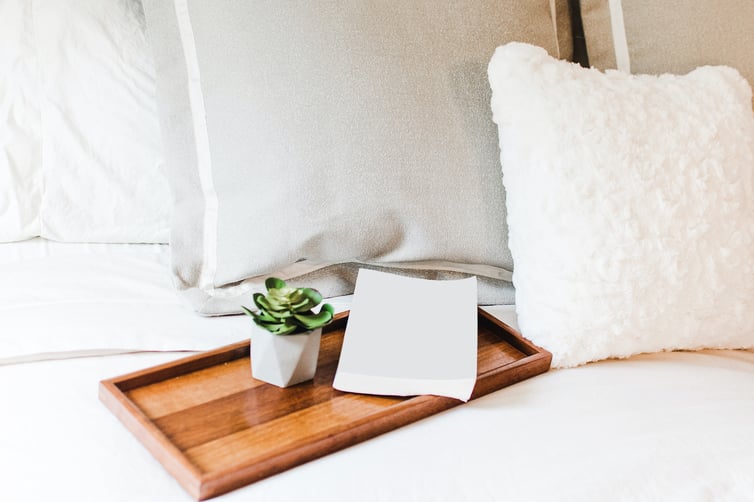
0,0,170,243
488,43,754,368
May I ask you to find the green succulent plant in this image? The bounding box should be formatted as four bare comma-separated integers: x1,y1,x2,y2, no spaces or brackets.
241,277,334,335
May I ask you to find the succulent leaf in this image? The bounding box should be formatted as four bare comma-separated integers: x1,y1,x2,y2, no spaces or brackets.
291,298,315,312
321,303,335,315
243,305,277,323
264,296,286,311
241,305,256,318
293,303,334,330
252,293,270,311
255,319,297,335
265,277,286,290
266,309,293,320
276,325,298,335
301,288,323,306
269,286,297,303
243,278,333,335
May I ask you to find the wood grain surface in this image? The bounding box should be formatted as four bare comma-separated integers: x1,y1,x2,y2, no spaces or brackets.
99,309,551,500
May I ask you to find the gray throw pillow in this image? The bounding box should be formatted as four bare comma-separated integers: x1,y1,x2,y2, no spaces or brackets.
142,0,573,314
580,0,754,108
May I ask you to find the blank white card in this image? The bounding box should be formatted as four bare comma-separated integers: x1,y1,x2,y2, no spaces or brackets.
333,269,478,401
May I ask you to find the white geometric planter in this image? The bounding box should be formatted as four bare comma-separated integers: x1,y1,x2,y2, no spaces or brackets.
250,326,322,388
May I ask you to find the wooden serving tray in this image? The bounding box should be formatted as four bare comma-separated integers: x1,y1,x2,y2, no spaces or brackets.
99,309,551,500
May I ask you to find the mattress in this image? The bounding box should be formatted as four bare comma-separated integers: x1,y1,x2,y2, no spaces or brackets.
1,240,753,501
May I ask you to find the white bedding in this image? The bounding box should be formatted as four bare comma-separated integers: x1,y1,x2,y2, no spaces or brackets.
1,241,753,501
0,239,249,363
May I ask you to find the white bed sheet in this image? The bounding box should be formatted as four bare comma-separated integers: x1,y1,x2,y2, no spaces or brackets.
1,240,753,501
1,347,753,502
0,239,344,364
0,239,244,363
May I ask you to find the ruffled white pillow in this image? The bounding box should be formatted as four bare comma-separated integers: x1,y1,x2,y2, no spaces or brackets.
488,42,754,367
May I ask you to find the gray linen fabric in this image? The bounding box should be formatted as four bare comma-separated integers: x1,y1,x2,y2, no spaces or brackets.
142,0,573,314
581,0,754,100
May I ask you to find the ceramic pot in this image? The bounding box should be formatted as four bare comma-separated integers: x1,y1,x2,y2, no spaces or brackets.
250,326,322,387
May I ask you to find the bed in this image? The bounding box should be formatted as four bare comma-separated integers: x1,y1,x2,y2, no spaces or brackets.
2,1,754,501
2,244,752,501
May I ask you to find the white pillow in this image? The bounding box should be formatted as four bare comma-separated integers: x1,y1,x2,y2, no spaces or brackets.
0,0,169,243
488,43,754,367
0,1,40,241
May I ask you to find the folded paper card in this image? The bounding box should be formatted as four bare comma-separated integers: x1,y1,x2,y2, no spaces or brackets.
333,269,478,401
